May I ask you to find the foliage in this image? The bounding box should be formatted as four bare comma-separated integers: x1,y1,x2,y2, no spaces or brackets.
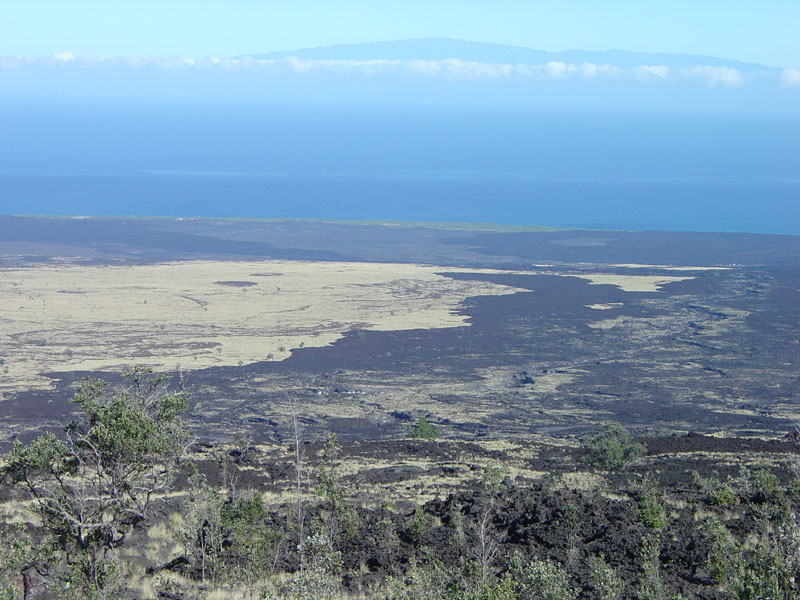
451,575,519,600
1,367,189,598
636,476,667,529
180,469,226,583
0,525,24,600
739,465,782,503
225,495,283,587
286,530,342,600
379,559,524,600
708,482,737,506
410,504,435,544
377,556,453,600
729,545,790,600
181,471,282,587
701,517,738,585
692,471,737,506
590,555,624,600
409,416,441,439
0,524,53,600
692,470,738,506
482,464,506,492
315,434,358,542
638,534,667,600
449,502,467,547
514,558,578,600
374,517,398,551
582,424,645,470
562,502,580,568
729,512,800,600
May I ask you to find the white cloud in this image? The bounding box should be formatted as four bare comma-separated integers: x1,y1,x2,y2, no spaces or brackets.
52,51,75,62
2,53,793,92
780,67,800,87
634,65,670,81
408,58,512,80
581,63,624,79
679,66,744,87
544,61,576,79
285,56,312,73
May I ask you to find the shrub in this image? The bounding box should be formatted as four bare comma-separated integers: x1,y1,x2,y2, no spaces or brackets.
483,464,506,492
516,558,578,600
692,471,738,506
181,480,282,591
316,434,358,541
409,416,441,439
224,495,283,585
590,555,624,600
377,556,452,600
746,466,782,503
452,576,519,600
729,544,787,600
701,517,738,585
637,476,667,530
638,534,666,600
410,505,435,544
449,502,467,547
1,367,189,598
287,530,342,600
728,512,800,599
708,482,736,506
375,517,398,550
0,524,53,600
582,424,645,470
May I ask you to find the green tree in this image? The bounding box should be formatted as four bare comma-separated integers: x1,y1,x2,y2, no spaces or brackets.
582,424,644,470
1,367,190,599
515,558,578,600
180,472,283,594
410,504,435,545
287,530,342,600
636,476,667,530
702,517,738,586
590,555,624,600
409,416,440,440
315,434,358,543
0,523,55,600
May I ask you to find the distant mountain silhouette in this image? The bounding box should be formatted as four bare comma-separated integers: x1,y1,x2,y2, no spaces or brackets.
240,38,777,72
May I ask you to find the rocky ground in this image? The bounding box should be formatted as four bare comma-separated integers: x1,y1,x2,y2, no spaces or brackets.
116,430,800,599
1,218,799,598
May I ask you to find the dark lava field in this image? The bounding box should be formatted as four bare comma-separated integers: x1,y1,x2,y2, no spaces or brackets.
2,217,799,599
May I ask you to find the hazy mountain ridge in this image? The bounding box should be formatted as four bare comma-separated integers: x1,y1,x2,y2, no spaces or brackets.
240,37,779,71
3,38,797,110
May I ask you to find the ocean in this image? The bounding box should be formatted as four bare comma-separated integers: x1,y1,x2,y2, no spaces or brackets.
1,101,798,234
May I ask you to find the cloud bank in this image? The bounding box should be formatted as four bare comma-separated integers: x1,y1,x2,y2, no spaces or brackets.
781,67,800,87
0,53,796,89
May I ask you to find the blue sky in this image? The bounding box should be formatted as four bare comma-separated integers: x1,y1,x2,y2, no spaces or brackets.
2,0,798,67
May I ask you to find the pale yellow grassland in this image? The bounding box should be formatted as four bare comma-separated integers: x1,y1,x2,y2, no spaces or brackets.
559,471,608,491
0,260,530,396
574,273,694,292
0,259,699,398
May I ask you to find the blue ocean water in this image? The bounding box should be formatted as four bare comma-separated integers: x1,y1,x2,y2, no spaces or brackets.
1,101,798,234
